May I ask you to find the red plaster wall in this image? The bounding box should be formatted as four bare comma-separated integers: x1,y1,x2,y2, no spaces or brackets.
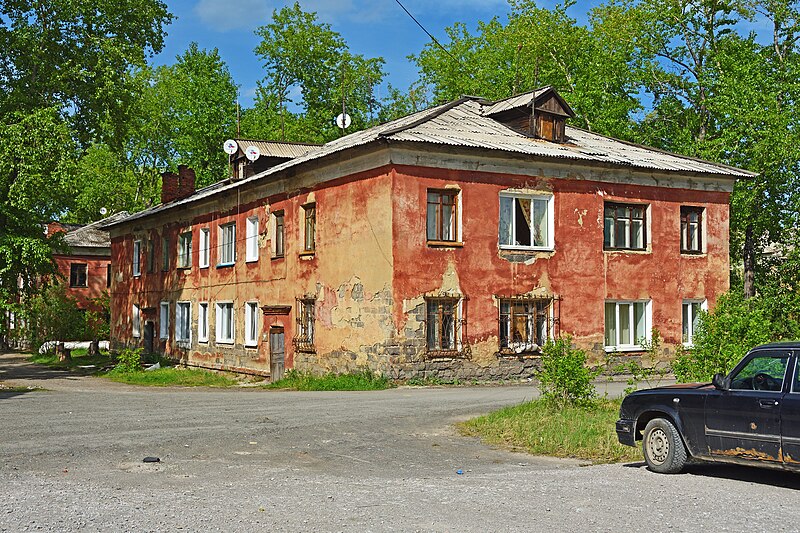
54,254,110,311
390,165,730,356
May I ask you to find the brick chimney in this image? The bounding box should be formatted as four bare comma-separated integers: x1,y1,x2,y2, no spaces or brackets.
161,165,197,204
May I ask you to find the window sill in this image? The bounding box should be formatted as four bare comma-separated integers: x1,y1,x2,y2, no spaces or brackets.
604,345,646,353
199,264,209,269
69,285,88,289
245,258,259,263
680,251,705,257
603,248,649,253
133,274,141,278
299,251,315,258
499,245,553,253
198,339,208,344
271,254,285,261
216,340,234,345
427,240,463,248
426,350,467,359
216,263,235,269
177,266,191,271
244,343,258,349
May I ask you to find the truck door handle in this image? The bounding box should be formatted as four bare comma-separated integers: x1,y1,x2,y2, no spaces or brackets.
759,399,779,408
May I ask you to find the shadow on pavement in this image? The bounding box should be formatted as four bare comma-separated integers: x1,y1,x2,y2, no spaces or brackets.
622,460,800,488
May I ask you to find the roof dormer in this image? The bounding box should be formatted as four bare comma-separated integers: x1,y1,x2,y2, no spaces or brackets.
483,86,575,143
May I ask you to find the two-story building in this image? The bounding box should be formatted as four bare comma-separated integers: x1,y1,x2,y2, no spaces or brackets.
106,87,753,381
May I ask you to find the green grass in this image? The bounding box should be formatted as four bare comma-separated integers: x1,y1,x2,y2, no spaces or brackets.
459,398,642,464
28,351,112,371
105,367,239,387
265,369,394,391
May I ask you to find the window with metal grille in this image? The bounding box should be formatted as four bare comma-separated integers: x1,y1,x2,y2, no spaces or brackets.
294,298,315,352
426,298,460,353
178,232,192,268
426,190,458,243
69,263,87,287
680,206,703,253
498,298,550,353
604,203,646,250
303,204,316,252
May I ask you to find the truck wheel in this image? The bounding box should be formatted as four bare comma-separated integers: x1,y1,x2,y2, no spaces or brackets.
642,418,687,474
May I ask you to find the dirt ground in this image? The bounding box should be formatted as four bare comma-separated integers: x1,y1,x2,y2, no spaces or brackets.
2,351,799,532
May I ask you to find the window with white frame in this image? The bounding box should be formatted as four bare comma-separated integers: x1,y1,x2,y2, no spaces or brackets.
199,228,210,268
133,240,141,276
680,207,704,254
499,193,553,249
175,302,191,344
132,304,141,338
682,299,707,346
216,302,234,343
246,216,259,262
219,223,236,265
245,301,259,346
604,300,651,350
178,232,192,268
159,301,170,339
198,302,209,342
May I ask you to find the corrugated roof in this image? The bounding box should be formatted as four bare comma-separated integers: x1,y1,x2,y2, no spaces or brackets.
482,87,549,116
234,139,319,159
108,89,755,228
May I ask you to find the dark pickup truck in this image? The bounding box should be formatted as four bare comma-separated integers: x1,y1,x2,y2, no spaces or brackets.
616,342,800,473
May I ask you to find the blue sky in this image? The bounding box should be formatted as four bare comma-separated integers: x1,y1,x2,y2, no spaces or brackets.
153,0,564,107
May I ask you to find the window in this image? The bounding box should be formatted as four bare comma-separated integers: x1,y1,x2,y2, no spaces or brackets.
731,353,789,391
245,301,259,346
682,299,707,346
604,203,646,250
604,300,651,350
106,264,111,288
132,240,141,277
161,236,170,271
159,301,170,340
132,304,141,338
178,232,192,268
499,193,553,249
426,298,460,353
499,298,550,353
294,298,315,352
147,239,155,273
274,211,285,258
198,302,209,343
69,263,87,287
246,216,259,261
681,207,703,253
303,204,316,252
176,302,191,345
219,223,236,265
426,190,459,243
216,302,234,343
199,228,210,268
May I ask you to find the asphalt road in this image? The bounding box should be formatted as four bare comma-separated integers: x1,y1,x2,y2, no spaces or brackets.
2,352,800,532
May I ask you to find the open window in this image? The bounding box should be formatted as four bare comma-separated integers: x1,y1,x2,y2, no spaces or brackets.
499,193,553,250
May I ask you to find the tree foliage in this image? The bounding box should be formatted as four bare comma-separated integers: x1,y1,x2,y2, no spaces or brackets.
245,2,386,143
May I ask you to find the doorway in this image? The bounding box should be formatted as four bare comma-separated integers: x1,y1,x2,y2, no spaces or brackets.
269,327,285,382
144,321,154,354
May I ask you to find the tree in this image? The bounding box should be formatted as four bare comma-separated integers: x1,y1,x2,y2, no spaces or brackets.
246,3,386,143
412,1,643,139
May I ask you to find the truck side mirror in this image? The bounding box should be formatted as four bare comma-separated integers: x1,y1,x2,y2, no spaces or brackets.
712,373,729,390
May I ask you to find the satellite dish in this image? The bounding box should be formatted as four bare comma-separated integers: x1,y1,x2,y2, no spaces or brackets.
99,207,108,216
245,145,261,162
335,113,352,130
223,139,239,155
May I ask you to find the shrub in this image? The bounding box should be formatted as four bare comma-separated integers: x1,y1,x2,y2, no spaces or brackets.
673,288,800,382
536,336,600,408
25,284,88,350
114,347,142,373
